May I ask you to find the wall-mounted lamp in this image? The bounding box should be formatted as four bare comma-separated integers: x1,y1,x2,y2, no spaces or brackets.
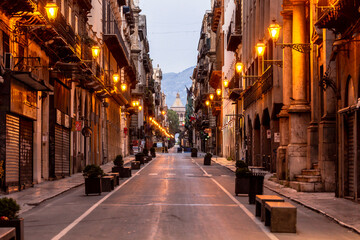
209,94,214,100
45,2,59,22
216,88,222,96
223,78,229,88
112,73,120,83
91,46,100,58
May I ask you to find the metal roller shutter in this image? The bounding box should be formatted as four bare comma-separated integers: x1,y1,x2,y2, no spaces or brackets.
347,113,355,198
5,114,19,187
19,118,33,187
55,125,70,177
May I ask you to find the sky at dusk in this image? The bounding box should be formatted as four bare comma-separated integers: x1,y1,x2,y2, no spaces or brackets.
139,0,211,73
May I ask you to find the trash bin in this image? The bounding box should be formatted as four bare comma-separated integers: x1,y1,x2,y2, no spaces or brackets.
248,173,265,204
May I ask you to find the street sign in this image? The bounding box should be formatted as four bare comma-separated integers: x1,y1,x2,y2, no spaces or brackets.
75,121,82,131
274,132,280,143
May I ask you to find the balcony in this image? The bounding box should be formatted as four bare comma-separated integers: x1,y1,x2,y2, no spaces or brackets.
74,0,92,11
143,52,151,73
0,0,34,16
316,0,360,35
209,70,221,89
104,19,131,68
243,66,273,109
227,2,242,52
211,0,222,32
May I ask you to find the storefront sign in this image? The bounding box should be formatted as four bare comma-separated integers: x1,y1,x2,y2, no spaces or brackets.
56,109,62,125
75,121,82,131
274,132,280,143
10,80,37,120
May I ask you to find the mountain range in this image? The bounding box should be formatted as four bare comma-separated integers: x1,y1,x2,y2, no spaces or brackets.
162,66,195,107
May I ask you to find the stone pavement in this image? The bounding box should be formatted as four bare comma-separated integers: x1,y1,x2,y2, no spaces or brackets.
0,156,134,215
207,153,360,234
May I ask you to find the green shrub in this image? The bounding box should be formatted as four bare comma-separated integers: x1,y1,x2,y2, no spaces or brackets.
114,155,124,167
0,197,20,220
236,160,248,169
227,156,233,161
191,148,198,154
136,152,144,156
205,152,212,158
83,164,104,178
235,160,251,178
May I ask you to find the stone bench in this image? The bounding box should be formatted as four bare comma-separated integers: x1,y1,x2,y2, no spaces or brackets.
265,201,297,233
106,172,119,186
0,227,16,240
101,175,114,192
255,195,284,221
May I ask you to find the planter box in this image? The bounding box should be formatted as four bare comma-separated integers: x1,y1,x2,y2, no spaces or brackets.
135,155,145,164
151,152,156,158
204,156,211,165
131,161,140,170
101,176,114,192
144,156,149,163
177,147,182,153
191,152,198,157
249,175,264,204
0,218,24,240
85,177,102,195
112,167,131,178
235,176,250,195
147,156,152,162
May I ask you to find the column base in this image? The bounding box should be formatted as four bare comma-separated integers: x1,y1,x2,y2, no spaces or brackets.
286,143,307,180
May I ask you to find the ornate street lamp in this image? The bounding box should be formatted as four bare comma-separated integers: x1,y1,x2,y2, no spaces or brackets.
216,88,222,96
268,20,281,43
235,62,244,73
121,83,127,92
256,42,266,57
45,2,59,22
209,94,214,100
91,46,100,59
223,78,229,88
112,73,119,83
205,100,210,106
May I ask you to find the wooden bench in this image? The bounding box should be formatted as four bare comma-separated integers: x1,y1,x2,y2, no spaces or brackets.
101,176,114,192
255,195,284,221
265,202,297,233
0,227,16,240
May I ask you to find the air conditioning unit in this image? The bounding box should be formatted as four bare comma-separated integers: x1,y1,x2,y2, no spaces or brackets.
4,53,13,70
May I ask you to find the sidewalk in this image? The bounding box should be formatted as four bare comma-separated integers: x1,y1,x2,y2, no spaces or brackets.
1,156,134,215
210,155,360,234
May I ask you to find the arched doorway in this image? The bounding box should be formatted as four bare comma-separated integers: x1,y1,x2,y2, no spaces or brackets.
261,109,271,171
254,115,261,166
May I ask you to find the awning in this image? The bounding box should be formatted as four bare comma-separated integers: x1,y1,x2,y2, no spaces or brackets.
104,34,130,68
11,71,53,91
229,89,241,101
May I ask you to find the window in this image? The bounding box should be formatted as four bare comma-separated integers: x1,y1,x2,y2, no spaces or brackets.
61,0,65,16
74,15,78,35
68,6,72,26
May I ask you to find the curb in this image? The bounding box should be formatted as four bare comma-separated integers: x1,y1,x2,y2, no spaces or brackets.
18,157,135,214
263,181,360,235
211,157,360,235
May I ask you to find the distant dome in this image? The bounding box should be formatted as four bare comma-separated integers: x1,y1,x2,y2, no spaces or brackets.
171,93,185,108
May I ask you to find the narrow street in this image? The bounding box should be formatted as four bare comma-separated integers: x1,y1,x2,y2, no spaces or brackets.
22,151,359,240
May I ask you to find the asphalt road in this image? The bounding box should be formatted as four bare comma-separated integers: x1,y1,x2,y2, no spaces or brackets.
22,151,360,240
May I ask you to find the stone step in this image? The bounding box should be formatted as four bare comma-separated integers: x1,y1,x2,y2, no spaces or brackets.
313,162,319,169
289,181,323,192
295,175,321,183
301,169,321,176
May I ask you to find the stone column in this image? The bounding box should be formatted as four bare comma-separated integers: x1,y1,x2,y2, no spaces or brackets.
277,9,292,180
287,0,310,180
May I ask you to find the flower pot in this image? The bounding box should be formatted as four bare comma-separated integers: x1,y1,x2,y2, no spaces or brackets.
235,176,250,195
131,161,140,170
85,177,102,195
0,218,24,240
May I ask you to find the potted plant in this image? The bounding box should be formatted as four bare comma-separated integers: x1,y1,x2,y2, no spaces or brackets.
0,197,23,240
135,152,145,165
112,155,131,178
235,160,251,195
191,148,198,157
204,153,212,165
131,161,141,170
83,164,104,195
150,147,156,158
143,149,152,163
